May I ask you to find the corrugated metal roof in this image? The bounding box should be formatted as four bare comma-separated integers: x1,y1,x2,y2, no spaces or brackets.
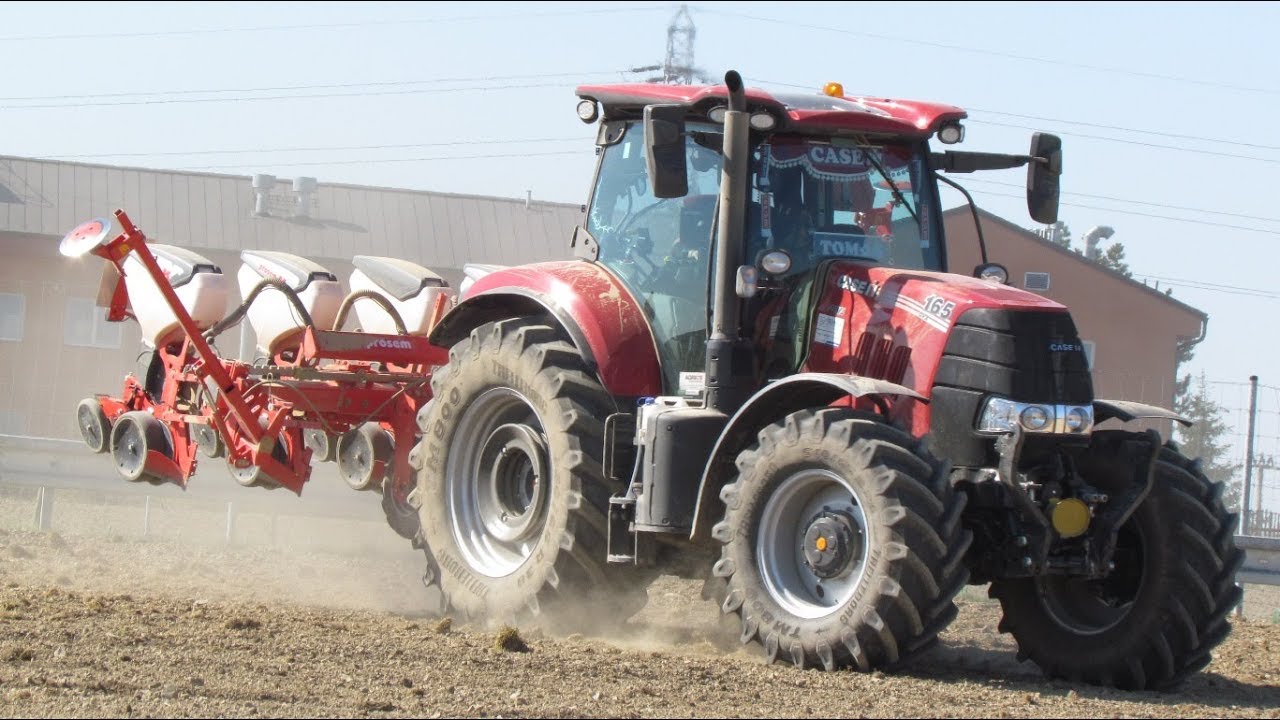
0,155,583,278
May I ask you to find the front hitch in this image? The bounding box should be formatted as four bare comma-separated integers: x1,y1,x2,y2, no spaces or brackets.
1084,428,1161,576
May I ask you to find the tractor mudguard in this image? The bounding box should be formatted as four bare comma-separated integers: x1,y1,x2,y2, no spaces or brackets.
429,261,662,398
688,372,925,542
1094,399,1192,427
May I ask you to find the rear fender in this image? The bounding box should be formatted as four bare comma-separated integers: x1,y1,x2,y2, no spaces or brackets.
429,262,662,398
689,373,925,542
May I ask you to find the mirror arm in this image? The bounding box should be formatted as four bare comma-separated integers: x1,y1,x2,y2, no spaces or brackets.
931,151,1037,174
934,172,989,266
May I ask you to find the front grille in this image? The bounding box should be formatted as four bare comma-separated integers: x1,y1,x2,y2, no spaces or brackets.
936,308,1092,404
929,308,1094,468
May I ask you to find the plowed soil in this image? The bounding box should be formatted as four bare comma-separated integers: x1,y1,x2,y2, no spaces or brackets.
0,523,1277,718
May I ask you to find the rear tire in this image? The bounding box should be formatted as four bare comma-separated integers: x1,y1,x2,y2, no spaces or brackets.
417,318,652,627
990,431,1244,690
712,408,970,671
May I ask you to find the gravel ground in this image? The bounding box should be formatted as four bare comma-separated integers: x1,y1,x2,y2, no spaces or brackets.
0,491,1277,718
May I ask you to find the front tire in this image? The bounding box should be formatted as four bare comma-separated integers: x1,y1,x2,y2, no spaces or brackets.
417,318,650,626
712,408,970,670
990,431,1244,690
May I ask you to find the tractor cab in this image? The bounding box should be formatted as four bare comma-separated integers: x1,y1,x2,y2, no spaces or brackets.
577,83,971,397
576,79,1063,405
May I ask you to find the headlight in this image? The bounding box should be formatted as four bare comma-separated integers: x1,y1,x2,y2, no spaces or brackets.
978,397,1019,433
576,99,599,124
760,250,792,275
1020,405,1052,431
1064,406,1093,433
978,397,1092,435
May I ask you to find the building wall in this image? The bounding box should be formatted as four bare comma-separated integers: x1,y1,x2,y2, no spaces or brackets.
0,156,588,441
0,234,144,438
944,211,1206,411
0,228,575,441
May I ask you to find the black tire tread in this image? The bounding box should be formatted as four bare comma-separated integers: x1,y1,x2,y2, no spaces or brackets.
990,435,1242,691
715,408,970,672
418,317,651,627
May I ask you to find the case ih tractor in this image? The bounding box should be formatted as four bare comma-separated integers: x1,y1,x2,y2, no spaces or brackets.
67,71,1240,690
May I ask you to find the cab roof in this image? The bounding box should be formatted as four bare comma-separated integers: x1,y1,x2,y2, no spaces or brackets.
574,82,967,139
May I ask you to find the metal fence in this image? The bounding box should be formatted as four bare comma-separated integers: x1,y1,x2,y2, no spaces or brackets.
0,433,397,547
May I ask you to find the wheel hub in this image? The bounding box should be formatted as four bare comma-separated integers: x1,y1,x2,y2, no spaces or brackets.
477,423,548,544
757,468,870,619
803,512,861,579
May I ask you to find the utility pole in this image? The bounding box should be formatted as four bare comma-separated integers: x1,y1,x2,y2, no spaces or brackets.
629,5,711,85
1243,375,1258,534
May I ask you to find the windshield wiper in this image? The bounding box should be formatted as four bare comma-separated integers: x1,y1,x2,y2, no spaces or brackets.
859,144,919,225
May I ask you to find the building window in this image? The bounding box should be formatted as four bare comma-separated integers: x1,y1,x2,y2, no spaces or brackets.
1082,340,1096,370
64,297,122,349
0,293,23,341
0,410,24,435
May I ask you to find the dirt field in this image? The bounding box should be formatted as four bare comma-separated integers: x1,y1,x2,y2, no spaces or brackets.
0,487,1277,718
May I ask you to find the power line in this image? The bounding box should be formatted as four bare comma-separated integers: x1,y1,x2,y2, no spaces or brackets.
1131,277,1280,301
965,189,1280,236
0,82,582,110
1134,274,1280,299
31,137,587,160
177,150,583,172
972,120,1280,166
968,108,1280,152
699,7,1280,96
0,71,627,103
962,177,1280,225
0,6,674,42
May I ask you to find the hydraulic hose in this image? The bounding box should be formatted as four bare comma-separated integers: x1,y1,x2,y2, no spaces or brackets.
203,279,313,342
332,290,409,335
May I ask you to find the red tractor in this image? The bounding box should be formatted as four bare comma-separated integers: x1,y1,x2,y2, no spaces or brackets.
412,72,1241,688
66,71,1241,690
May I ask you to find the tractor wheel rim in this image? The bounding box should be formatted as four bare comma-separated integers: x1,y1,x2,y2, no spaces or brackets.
757,468,870,619
1036,522,1146,635
446,387,550,578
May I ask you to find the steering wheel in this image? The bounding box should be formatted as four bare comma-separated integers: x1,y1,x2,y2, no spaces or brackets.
609,198,683,285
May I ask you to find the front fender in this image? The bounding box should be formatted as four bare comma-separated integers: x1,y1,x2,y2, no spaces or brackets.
429,261,662,398
1094,399,1191,427
689,373,925,542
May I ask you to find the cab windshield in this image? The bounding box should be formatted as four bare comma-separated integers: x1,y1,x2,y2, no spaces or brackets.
748,137,943,278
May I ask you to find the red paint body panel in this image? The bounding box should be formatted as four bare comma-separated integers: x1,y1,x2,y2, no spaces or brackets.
575,82,966,137
463,261,663,398
792,261,1067,437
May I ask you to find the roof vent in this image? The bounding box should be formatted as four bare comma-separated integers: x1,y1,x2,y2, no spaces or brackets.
251,174,276,217
292,176,318,218
1024,272,1051,292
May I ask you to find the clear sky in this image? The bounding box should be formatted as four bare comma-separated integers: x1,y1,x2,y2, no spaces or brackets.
3,1,1279,508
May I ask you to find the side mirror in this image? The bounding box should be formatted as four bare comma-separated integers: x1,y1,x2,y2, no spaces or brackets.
644,104,688,199
1027,133,1062,224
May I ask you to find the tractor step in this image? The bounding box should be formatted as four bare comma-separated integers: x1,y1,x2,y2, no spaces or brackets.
607,494,637,563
